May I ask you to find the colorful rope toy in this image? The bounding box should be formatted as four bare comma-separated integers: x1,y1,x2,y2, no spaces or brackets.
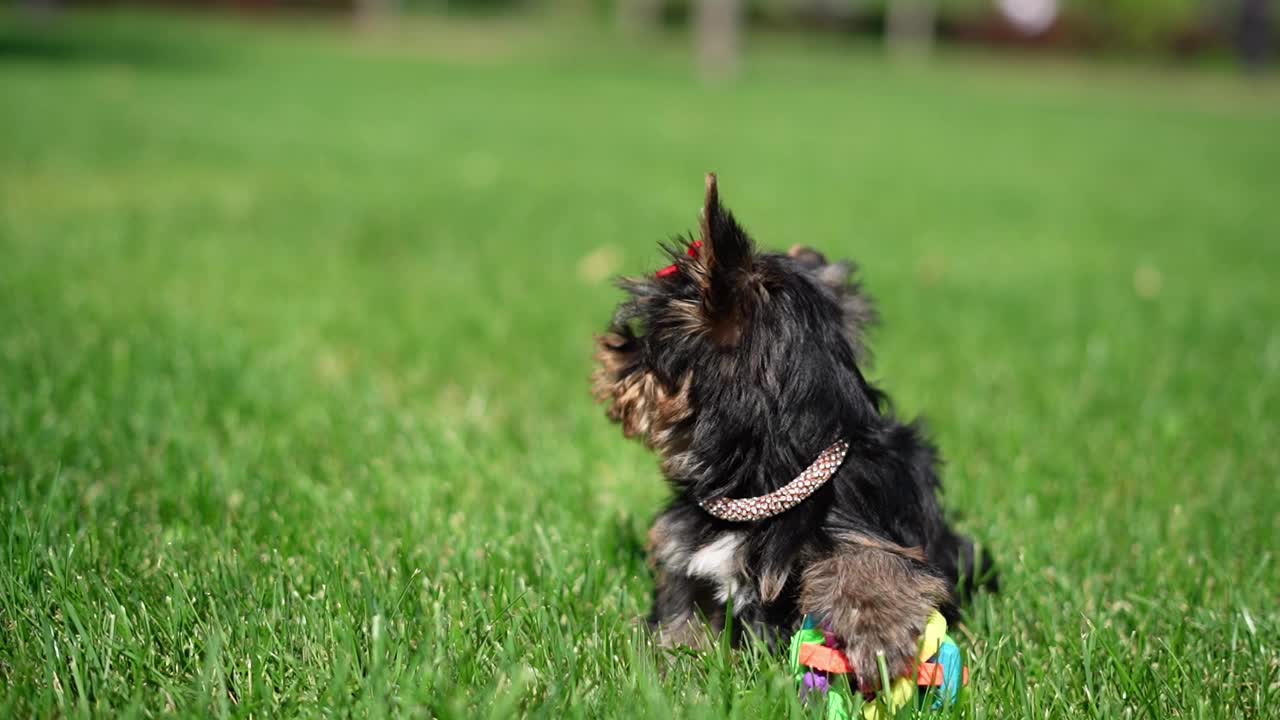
788,610,968,720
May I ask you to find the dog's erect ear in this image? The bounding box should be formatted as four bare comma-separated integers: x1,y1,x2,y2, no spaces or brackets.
698,174,752,282
696,173,754,344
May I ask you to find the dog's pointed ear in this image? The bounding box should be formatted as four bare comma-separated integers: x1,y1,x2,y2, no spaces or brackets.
696,174,754,344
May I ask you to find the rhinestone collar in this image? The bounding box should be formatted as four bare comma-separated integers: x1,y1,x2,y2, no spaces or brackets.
698,440,849,522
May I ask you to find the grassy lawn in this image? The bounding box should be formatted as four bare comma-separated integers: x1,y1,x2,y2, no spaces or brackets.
2,10,1278,718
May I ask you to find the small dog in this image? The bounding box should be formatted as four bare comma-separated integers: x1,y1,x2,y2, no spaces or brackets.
593,174,995,686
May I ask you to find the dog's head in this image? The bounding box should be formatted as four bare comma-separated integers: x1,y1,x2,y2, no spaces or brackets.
592,174,881,491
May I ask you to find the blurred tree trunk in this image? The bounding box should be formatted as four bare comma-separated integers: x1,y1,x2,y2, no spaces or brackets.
696,0,742,80
21,0,61,17
355,0,397,27
553,0,595,21
618,0,663,35
886,0,937,57
1236,0,1272,71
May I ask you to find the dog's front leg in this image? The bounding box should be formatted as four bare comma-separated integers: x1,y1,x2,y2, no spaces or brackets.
646,514,727,649
798,536,951,687
648,565,725,650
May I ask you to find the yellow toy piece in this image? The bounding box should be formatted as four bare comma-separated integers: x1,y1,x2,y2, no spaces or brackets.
860,610,949,720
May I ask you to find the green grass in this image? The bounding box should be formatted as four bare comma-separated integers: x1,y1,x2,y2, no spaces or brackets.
2,9,1279,718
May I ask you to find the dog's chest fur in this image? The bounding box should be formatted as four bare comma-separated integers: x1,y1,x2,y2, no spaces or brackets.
684,533,751,604
650,515,762,611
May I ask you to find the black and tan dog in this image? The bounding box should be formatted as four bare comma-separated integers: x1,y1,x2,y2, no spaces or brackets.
593,174,995,686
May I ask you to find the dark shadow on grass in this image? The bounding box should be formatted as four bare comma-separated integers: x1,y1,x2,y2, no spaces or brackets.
603,511,652,570
0,14,221,69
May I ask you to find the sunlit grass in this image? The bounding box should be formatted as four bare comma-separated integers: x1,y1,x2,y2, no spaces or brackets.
1,10,1278,718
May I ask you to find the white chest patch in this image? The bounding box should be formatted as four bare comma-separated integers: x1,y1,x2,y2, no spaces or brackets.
686,533,752,606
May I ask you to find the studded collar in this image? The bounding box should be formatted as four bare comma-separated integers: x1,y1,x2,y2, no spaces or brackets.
698,440,849,522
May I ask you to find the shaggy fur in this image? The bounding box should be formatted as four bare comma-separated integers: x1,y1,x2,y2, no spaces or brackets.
593,174,996,687
798,536,951,685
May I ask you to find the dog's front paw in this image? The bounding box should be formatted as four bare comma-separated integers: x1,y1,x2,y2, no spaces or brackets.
655,615,713,651
832,609,930,690
799,538,951,688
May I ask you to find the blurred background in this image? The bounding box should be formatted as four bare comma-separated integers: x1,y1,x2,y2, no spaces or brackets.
7,0,1277,72
3,0,1279,715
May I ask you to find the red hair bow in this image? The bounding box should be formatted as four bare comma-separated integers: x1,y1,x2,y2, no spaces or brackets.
656,240,703,278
